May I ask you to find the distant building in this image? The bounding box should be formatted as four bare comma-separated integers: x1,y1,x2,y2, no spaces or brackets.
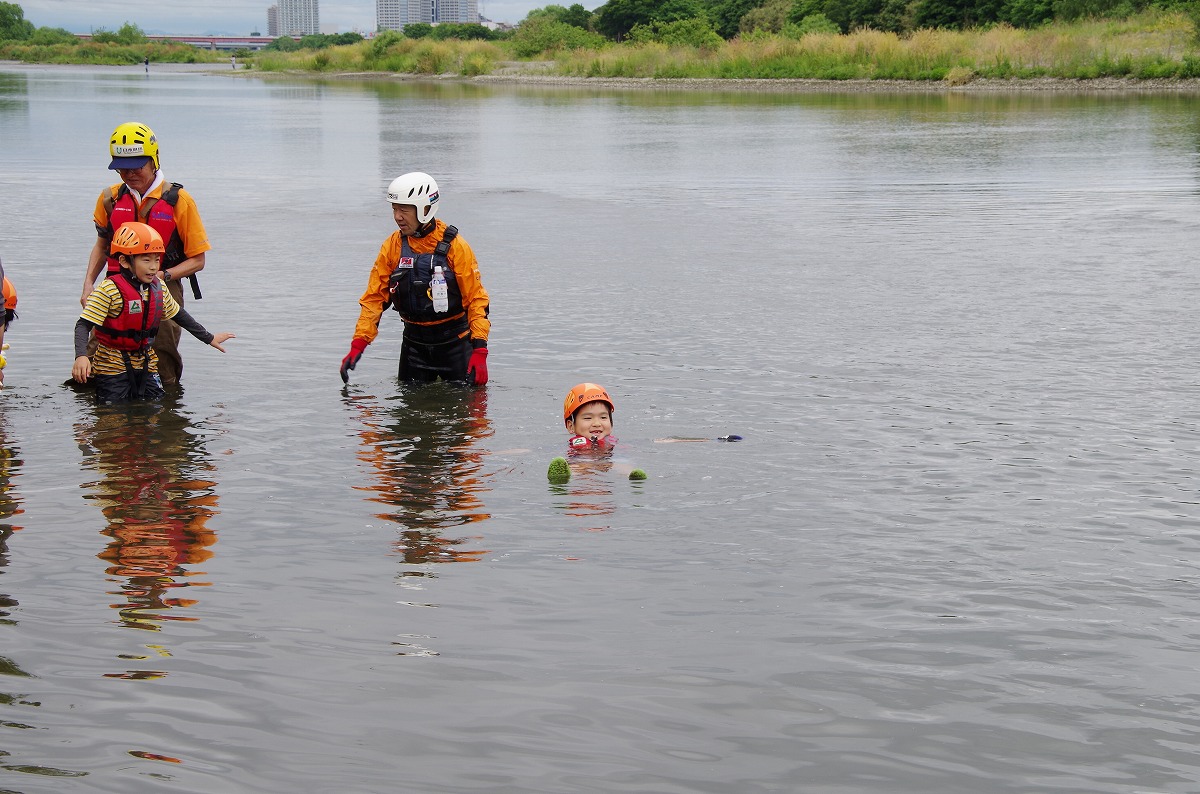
267,5,279,36
376,0,478,31
436,0,479,24
376,0,427,29
278,0,320,36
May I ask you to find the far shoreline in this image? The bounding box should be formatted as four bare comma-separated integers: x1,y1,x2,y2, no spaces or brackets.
6,60,1200,93
263,70,1200,94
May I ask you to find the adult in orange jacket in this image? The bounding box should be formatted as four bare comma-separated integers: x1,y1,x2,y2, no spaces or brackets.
341,172,491,385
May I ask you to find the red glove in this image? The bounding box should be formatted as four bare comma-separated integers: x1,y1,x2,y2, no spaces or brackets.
340,338,368,383
467,345,488,386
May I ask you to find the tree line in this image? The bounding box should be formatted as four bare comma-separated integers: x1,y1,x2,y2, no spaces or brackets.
4,0,1199,55
529,0,1200,42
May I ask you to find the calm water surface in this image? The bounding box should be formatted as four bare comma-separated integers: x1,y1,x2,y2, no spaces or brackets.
1,64,1200,793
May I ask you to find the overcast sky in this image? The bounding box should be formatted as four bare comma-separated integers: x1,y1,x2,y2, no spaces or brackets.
17,0,575,34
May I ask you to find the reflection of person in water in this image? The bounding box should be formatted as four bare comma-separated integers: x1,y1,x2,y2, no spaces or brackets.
75,403,220,631
348,384,492,567
0,413,24,626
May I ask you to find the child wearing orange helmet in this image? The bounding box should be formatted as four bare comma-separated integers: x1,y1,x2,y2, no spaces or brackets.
72,222,234,403
549,383,646,483
562,382,618,455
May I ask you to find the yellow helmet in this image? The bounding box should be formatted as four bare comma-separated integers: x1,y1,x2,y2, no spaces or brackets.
110,222,165,257
563,383,614,426
108,122,160,170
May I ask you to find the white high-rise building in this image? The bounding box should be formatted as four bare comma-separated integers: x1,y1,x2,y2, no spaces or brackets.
435,0,479,24
377,0,478,30
376,0,430,30
267,4,279,36
278,0,320,35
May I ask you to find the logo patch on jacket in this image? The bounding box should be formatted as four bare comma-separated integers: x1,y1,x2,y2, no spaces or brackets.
128,300,143,315
398,257,414,269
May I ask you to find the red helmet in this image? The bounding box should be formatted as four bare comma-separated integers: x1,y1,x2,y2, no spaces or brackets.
563,383,614,425
110,222,165,257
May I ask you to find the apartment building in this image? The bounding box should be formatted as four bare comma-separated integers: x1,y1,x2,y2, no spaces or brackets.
277,0,320,36
376,0,479,31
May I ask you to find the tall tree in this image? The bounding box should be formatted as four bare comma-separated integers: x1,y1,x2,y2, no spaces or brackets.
912,0,1002,27
708,0,765,38
0,2,34,41
561,3,595,29
594,0,709,39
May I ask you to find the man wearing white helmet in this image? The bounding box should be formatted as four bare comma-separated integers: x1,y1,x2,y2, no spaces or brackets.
82,121,211,388
340,172,491,386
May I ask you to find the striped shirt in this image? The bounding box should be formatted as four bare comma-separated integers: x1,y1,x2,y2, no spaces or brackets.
80,278,180,376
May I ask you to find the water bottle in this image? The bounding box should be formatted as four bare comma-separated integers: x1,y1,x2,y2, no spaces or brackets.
431,266,449,313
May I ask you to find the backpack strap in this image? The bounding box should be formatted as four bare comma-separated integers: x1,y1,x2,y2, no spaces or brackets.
434,225,458,259
101,188,115,217
100,185,121,231
135,182,182,221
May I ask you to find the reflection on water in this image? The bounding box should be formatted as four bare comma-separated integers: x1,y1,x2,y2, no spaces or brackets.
4,67,1200,791
0,413,22,629
347,382,491,571
74,401,220,632
549,452,631,533
0,70,27,117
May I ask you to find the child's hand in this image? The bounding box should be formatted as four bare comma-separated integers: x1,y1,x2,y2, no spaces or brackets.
72,355,91,383
210,333,236,353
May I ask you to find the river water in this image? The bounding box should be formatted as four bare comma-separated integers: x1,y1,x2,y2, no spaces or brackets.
1,63,1200,793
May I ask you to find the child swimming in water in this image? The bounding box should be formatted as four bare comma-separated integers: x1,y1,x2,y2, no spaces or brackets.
549,383,643,482
562,382,617,454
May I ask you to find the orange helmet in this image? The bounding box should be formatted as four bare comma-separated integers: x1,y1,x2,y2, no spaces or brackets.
563,383,614,425
2,277,15,311
110,222,165,257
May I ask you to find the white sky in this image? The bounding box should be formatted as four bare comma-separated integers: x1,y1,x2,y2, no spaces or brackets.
17,0,572,34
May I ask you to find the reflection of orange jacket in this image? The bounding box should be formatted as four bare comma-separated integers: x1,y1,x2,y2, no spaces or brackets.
353,220,490,346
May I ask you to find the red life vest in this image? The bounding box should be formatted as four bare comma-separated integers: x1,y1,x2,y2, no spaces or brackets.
94,273,164,352
567,435,618,456
105,182,186,274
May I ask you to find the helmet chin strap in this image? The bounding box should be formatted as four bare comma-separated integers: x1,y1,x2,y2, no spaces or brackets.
409,219,436,238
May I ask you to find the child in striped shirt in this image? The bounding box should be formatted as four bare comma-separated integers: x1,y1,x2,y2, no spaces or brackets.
72,223,233,403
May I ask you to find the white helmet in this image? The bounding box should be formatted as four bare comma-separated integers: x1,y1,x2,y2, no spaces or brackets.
386,172,439,224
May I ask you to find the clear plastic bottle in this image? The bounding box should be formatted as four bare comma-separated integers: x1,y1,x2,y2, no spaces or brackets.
431,266,449,313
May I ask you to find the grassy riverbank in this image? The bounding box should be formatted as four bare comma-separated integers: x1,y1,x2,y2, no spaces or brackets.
0,39,228,66
243,11,1200,82
3,10,1198,82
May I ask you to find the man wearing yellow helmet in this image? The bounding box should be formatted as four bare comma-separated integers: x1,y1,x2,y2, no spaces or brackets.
81,121,212,388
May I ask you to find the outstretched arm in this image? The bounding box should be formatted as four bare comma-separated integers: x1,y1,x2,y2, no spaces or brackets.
173,308,235,352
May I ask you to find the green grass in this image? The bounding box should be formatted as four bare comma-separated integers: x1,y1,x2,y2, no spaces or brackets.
551,12,1199,81
3,10,1198,81
0,40,225,65
254,38,503,75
